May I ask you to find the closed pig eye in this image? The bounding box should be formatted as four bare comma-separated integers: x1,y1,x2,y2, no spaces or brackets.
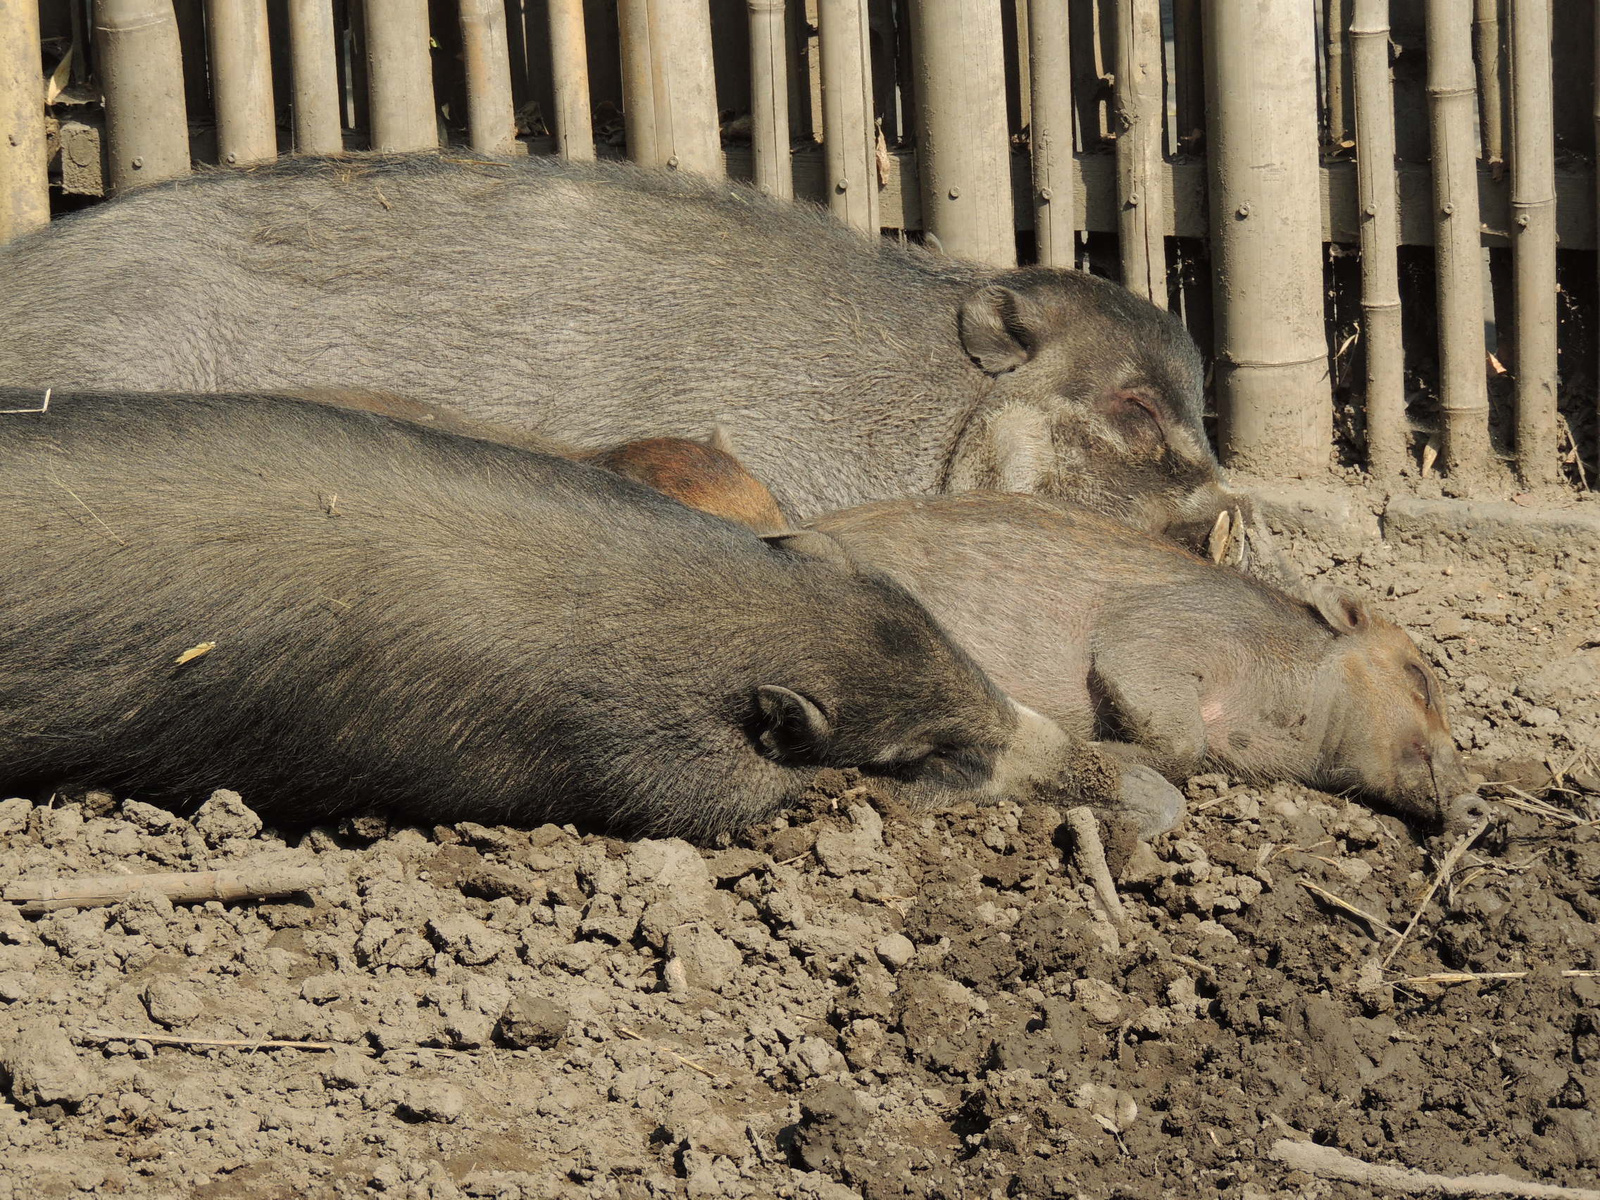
1101,390,1165,442
874,742,993,786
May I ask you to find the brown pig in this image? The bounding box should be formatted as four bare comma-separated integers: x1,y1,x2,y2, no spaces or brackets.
285,387,789,533
809,492,1471,823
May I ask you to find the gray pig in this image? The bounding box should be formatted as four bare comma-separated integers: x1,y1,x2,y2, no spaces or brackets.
0,152,1271,572
811,493,1471,823
0,389,1183,839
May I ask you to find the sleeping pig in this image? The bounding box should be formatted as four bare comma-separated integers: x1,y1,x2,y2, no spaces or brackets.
810,493,1472,823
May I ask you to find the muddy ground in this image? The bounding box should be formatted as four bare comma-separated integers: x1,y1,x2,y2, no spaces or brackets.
0,512,1597,1200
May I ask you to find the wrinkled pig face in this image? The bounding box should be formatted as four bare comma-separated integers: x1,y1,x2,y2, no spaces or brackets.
945,268,1231,542
1312,591,1470,822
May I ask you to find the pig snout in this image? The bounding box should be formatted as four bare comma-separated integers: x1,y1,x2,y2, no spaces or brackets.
1322,619,1471,826
998,704,1185,839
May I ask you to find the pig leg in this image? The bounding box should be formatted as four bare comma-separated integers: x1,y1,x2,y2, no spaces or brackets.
1087,650,1210,783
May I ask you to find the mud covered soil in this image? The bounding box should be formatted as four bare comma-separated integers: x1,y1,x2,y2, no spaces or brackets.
0,534,1597,1200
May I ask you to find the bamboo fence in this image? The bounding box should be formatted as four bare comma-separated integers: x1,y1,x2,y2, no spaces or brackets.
5,0,1596,490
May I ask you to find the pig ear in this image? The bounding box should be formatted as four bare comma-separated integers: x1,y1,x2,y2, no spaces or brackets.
755,686,833,758
704,424,737,456
1311,588,1371,635
958,285,1040,375
761,529,850,565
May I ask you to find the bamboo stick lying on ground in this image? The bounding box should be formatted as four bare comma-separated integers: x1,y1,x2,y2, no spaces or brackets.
1063,807,1127,936
4,864,323,915
1271,1138,1600,1199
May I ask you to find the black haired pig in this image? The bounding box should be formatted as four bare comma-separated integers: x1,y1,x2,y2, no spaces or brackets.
810,493,1472,823
0,151,1274,575
0,389,1181,839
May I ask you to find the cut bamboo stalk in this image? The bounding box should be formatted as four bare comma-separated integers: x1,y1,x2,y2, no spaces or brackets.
818,0,878,232
1351,0,1405,478
1326,0,1347,146
1027,0,1073,267
1202,0,1330,475
618,0,659,164
0,0,49,242
908,0,1015,266
1425,0,1491,482
546,0,594,160
363,0,437,152
1596,0,1600,477
287,0,343,153
747,0,792,198
460,0,518,154
1113,0,1166,306
4,864,324,915
618,0,722,176
1507,0,1557,484
93,0,192,193
1171,0,1202,148
1474,0,1504,169
206,0,278,165
650,0,723,177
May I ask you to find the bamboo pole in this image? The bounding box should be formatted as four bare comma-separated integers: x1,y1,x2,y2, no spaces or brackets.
94,0,192,193
460,0,518,153
747,0,792,198
650,0,722,176
363,0,437,151
1351,0,1405,479
206,0,278,165
546,0,594,159
908,0,1015,266
1507,0,1557,484
1474,0,1504,169
1027,0,1073,267
1202,1,1330,476
1113,0,1166,306
1595,0,1600,478
618,0,659,164
1425,0,1490,482
287,0,343,153
617,0,722,175
0,0,48,242
1326,0,1347,145
818,0,878,231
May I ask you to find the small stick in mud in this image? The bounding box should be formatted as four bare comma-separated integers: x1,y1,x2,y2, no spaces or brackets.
1270,1137,1600,1199
1381,816,1491,968
1298,879,1402,938
78,1028,348,1053
1062,807,1127,934
5,864,324,915
76,1027,477,1058
615,1025,717,1079
1393,969,1600,988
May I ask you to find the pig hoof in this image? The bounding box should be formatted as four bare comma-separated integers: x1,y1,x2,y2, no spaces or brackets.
1116,765,1185,839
